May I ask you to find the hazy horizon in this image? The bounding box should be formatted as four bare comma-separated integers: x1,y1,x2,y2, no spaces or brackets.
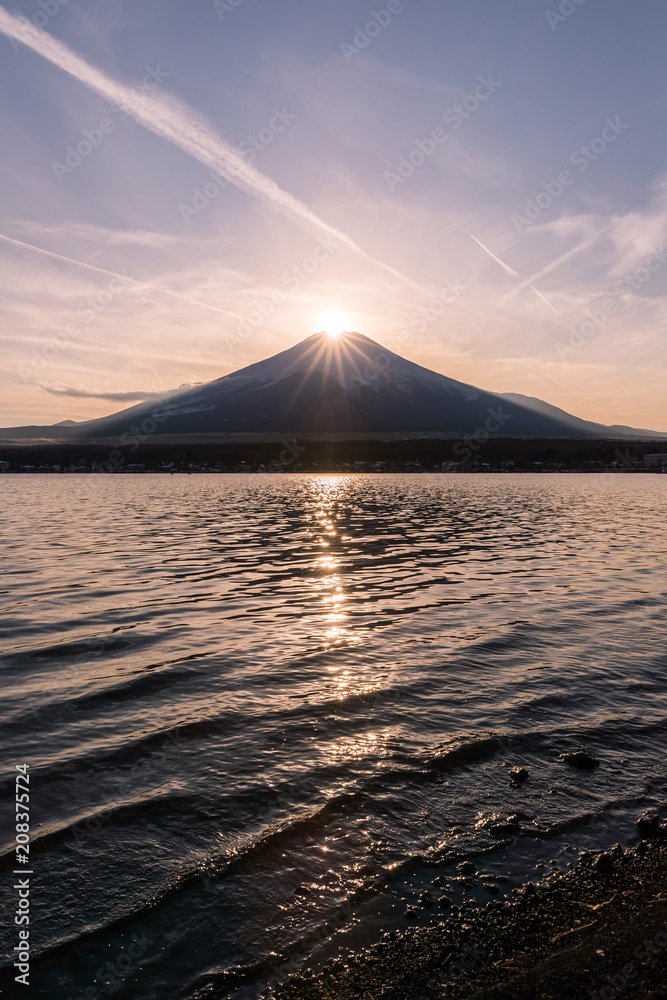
2,0,667,431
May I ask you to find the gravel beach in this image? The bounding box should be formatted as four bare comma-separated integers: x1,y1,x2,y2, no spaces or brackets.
273,840,667,1000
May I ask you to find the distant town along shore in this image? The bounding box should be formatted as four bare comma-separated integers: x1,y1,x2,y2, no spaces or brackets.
1,438,666,475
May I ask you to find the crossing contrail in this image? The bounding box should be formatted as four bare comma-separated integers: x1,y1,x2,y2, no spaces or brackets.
463,229,520,277
512,237,596,295
527,283,559,314
0,8,424,293
463,227,560,313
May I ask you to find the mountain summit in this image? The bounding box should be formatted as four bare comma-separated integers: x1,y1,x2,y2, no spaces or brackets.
6,332,666,440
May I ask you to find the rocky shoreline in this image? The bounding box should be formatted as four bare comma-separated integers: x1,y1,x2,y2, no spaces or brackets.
272,833,667,1000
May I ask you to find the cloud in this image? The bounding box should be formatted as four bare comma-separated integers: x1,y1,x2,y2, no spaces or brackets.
607,176,667,278
0,7,424,294
518,179,667,291
106,229,177,248
9,219,178,249
39,381,167,401
0,231,246,319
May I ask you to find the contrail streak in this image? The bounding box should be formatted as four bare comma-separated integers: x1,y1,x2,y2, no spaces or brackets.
463,227,563,314
543,370,574,390
0,232,246,319
464,229,520,277
0,8,424,293
527,284,559,314
512,238,595,295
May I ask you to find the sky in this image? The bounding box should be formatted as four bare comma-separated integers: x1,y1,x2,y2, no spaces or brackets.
1,0,667,430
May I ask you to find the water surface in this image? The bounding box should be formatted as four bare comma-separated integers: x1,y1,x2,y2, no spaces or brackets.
1,473,666,999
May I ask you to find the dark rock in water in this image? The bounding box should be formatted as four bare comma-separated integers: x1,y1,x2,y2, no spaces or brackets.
594,851,615,874
404,905,417,919
419,890,435,907
560,750,599,770
457,861,476,876
431,876,444,888
483,882,500,895
509,766,529,782
437,894,451,908
637,811,661,838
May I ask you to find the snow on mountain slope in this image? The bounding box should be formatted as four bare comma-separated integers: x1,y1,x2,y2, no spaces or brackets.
203,331,478,398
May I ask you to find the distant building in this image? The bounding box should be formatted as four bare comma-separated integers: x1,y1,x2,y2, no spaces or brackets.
643,453,667,468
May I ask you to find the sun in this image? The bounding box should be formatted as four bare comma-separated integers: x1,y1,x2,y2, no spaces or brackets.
316,310,352,337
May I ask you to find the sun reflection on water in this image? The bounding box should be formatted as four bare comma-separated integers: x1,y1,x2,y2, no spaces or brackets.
309,477,358,651
327,730,392,761
303,477,394,724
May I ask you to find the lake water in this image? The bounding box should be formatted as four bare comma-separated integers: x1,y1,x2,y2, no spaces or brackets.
1,473,666,999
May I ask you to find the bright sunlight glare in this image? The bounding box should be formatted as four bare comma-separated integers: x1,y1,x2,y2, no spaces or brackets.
316,311,352,336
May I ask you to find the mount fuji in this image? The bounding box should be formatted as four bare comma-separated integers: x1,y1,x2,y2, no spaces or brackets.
6,331,666,440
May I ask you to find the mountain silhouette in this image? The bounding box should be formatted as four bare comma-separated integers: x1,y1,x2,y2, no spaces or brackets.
4,332,666,440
